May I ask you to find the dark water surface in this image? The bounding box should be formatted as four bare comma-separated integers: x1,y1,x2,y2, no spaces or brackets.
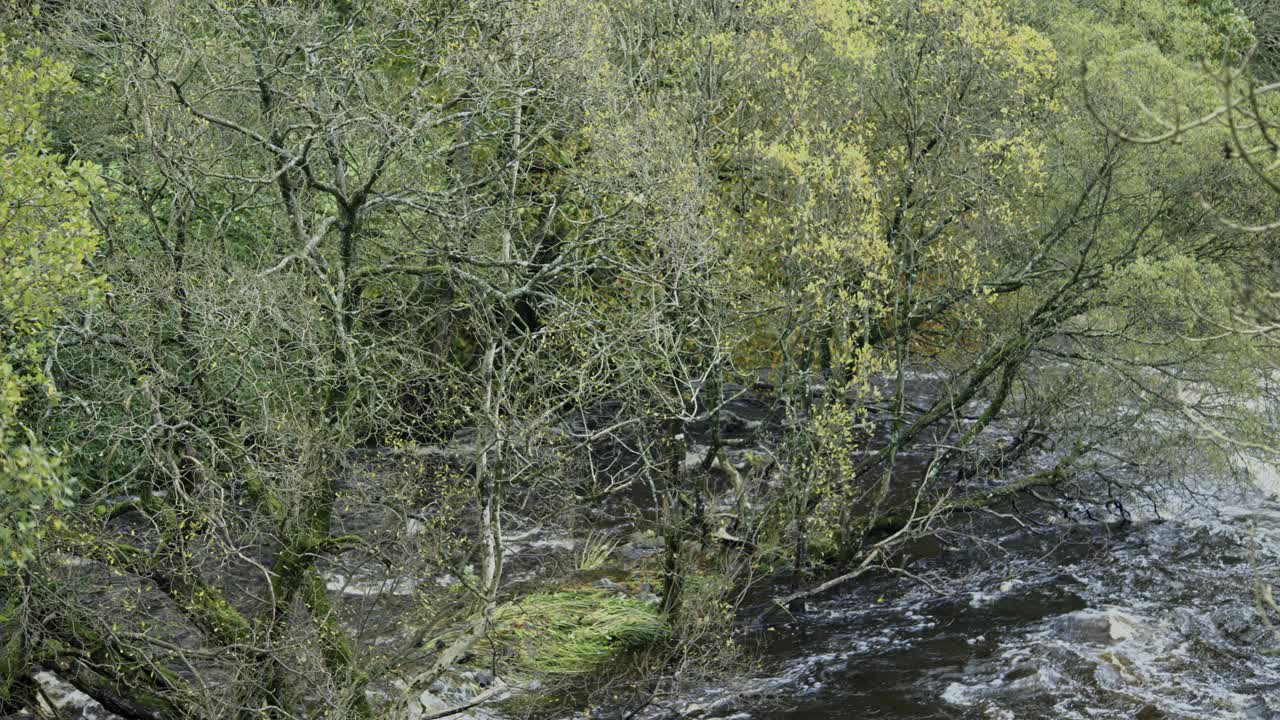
720,495,1280,720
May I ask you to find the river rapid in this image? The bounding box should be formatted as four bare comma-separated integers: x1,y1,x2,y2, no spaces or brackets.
683,484,1280,720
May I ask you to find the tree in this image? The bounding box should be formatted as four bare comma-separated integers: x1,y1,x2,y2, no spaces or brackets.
5,0,1279,716
0,32,105,713
12,0,729,716
0,34,104,567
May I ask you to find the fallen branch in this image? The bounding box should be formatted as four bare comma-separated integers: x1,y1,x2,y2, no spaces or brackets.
756,496,933,625
759,459,1077,624
756,545,887,624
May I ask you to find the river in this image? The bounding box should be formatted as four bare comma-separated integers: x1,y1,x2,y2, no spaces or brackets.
679,484,1280,719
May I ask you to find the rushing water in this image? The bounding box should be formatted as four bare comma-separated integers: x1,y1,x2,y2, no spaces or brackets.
39,492,1280,720
693,490,1280,720
627,378,1280,720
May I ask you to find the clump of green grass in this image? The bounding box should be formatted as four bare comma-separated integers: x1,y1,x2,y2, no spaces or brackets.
576,531,619,571
479,590,667,675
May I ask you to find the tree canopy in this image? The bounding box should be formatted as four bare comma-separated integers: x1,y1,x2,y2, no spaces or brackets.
2,0,1278,717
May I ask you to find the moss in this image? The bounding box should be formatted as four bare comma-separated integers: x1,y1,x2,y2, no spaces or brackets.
474,590,668,675
299,568,372,718
0,614,30,711
569,565,631,585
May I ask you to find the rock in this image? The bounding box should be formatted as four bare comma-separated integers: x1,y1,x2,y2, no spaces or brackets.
618,542,660,560
1095,650,1142,686
681,702,707,717
594,577,623,589
1051,608,1144,645
683,446,710,472
628,530,662,548
944,664,1065,706
1243,693,1280,719
413,690,449,719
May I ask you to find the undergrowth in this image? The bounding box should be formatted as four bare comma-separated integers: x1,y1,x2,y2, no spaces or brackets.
477,590,668,675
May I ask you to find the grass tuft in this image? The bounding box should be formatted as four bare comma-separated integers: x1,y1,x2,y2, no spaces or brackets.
478,590,667,675
576,531,619,571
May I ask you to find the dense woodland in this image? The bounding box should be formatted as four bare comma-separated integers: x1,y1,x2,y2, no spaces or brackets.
3,0,1280,718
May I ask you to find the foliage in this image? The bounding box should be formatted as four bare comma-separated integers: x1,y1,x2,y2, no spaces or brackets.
0,35,103,567
1085,0,1253,60
0,0,1277,716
